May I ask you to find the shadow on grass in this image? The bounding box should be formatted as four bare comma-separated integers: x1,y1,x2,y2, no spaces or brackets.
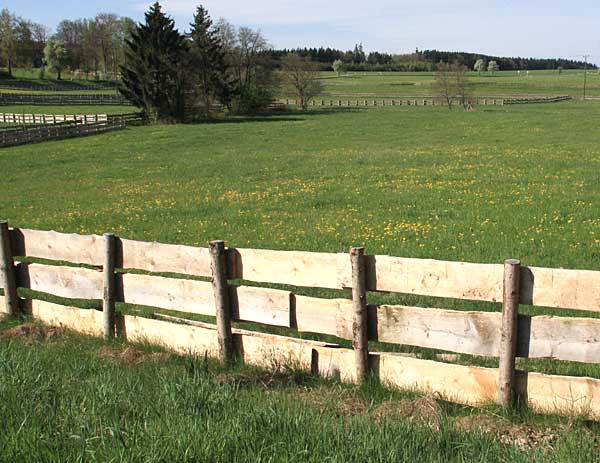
184,107,367,125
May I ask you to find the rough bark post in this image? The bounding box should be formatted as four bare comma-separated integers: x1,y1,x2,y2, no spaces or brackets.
102,233,117,339
210,240,234,364
0,221,18,315
351,247,369,382
498,258,521,406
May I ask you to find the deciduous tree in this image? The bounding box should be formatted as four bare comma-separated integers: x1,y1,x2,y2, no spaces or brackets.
44,40,68,79
281,53,323,110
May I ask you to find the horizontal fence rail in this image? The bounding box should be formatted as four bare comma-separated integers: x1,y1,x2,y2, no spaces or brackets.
279,95,571,107
0,112,108,125
0,92,131,106
0,113,143,148
0,80,117,92
2,225,600,418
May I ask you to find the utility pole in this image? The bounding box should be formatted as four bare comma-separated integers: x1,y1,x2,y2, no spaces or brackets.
583,55,589,100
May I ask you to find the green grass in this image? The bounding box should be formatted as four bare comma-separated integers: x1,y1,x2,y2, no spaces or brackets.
1,100,600,460
1,316,599,462
315,70,600,97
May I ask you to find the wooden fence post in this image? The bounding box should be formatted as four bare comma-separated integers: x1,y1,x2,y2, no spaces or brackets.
210,240,234,364
103,233,117,339
351,247,369,382
498,258,521,406
0,221,18,316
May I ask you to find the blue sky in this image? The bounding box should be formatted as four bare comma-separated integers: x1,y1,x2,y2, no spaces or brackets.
6,0,600,63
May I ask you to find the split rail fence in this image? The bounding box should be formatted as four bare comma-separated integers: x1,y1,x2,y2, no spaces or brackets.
0,93,130,106
0,112,108,125
2,223,600,418
280,95,571,107
0,113,143,148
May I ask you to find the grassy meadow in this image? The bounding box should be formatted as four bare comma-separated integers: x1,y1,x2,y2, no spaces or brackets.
2,72,600,460
317,69,600,97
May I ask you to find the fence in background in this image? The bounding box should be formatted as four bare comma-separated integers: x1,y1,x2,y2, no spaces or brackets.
0,93,130,106
280,95,571,107
1,224,600,418
0,113,143,148
0,80,117,92
0,112,109,125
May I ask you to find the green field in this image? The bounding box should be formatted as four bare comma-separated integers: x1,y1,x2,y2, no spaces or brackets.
2,77,600,460
316,70,600,98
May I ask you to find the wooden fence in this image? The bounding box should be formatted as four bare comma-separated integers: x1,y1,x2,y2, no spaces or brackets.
2,224,600,418
0,80,117,92
0,93,130,106
280,95,571,107
0,112,108,125
0,113,143,148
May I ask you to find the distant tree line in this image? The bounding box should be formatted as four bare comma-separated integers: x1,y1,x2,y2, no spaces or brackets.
270,47,596,72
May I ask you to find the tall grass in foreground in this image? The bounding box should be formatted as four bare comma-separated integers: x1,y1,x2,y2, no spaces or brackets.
0,317,598,462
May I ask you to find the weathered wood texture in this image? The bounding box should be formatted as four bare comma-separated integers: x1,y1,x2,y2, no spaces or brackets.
10,228,104,265
119,238,212,276
16,263,103,299
26,300,600,420
10,228,600,312
103,234,117,339
339,255,505,302
0,221,18,315
229,248,344,289
499,259,521,406
520,266,600,312
210,240,234,364
350,247,369,382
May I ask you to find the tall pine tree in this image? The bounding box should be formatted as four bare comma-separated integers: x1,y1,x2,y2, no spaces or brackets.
119,2,187,122
188,6,234,118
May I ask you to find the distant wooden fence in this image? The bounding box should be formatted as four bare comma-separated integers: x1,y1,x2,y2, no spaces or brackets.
0,112,108,125
0,80,117,92
2,224,600,418
280,95,571,107
0,113,143,148
0,93,130,106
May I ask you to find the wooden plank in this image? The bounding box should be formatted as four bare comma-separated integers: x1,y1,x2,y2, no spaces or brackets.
298,300,600,364
120,273,215,315
373,305,501,356
122,314,219,356
26,299,104,337
295,295,353,338
120,273,290,327
231,285,290,327
229,248,343,289
19,300,600,419
520,315,600,363
371,351,498,405
10,228,104,266
338,254,504,302
518,370,600,419
16,263,103,299
119,238,211,277
520,266,600,312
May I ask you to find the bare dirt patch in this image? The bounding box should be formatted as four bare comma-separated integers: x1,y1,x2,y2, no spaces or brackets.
96,346,171,365
0,323,64,344
453,414,563,451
